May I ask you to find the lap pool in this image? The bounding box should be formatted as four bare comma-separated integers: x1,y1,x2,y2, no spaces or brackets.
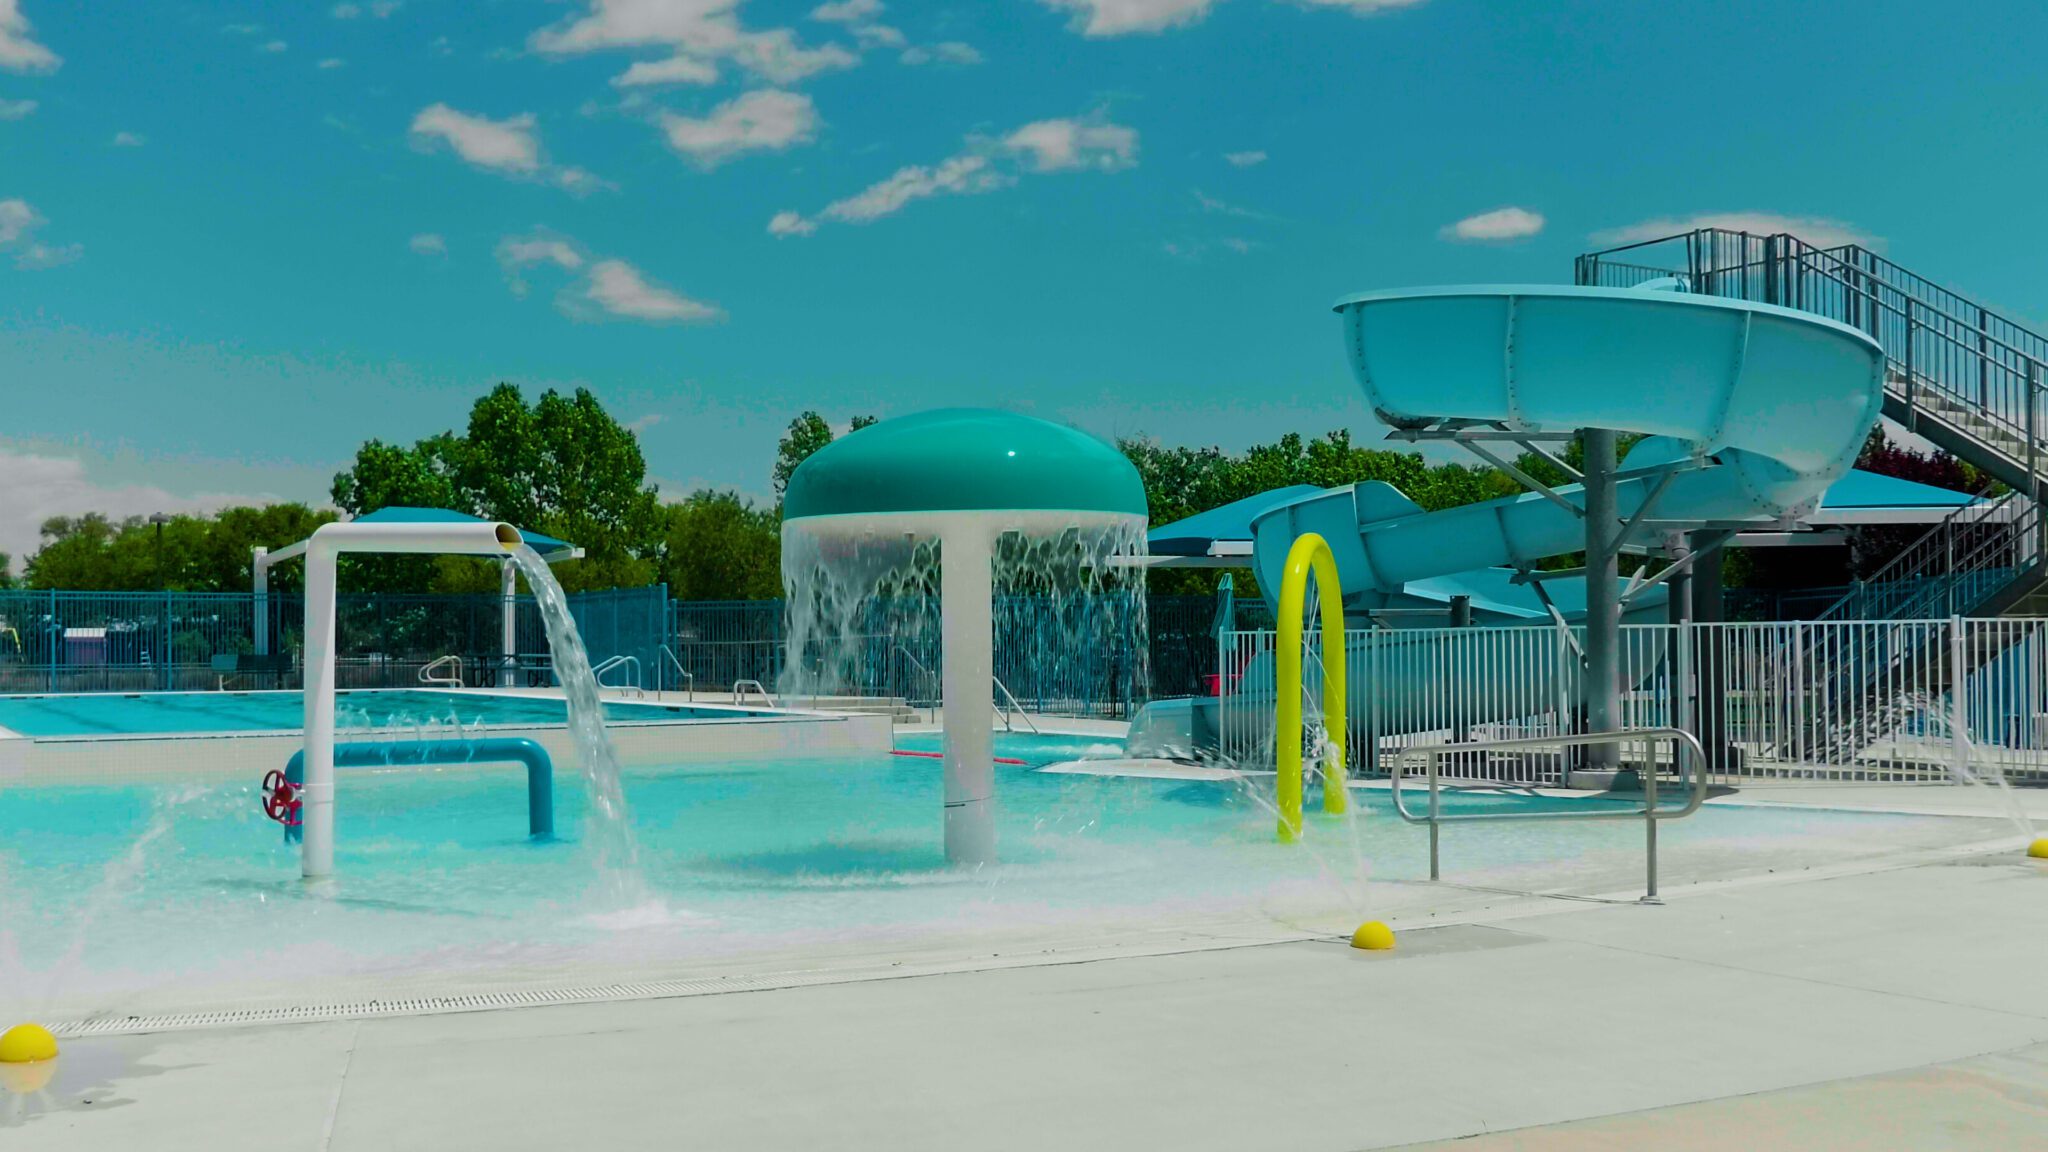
0,689,755,737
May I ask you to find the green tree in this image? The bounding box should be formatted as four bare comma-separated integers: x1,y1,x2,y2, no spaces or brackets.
773,411,876,498
329,384,664,593
659,491,782,600
24,504,336,592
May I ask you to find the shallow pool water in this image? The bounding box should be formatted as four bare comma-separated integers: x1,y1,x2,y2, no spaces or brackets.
0,751,2010,1020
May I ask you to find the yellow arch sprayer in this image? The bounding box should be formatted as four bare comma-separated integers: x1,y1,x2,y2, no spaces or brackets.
1274,532,1347,843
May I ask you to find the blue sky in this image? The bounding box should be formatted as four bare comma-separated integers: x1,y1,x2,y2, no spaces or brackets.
3,0,2046,559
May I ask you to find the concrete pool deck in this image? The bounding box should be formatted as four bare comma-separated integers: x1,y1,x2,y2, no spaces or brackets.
9,790,2048,1150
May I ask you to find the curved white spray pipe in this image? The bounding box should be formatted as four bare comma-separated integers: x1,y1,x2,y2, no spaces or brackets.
300,520,521,879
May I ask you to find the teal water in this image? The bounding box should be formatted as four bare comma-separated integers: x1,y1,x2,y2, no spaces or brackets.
0,752,2000,1017
0,689,746,737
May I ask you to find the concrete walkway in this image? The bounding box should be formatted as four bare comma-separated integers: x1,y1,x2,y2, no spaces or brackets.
9,842,2048,1150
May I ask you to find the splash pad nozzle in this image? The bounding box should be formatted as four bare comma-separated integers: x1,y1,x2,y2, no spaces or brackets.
782,409,1149,866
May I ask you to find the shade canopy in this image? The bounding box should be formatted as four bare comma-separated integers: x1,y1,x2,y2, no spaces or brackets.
782,408,1147,522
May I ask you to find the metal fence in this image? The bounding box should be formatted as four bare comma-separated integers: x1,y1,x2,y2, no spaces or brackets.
1220,618,2048,785
0,585,669,695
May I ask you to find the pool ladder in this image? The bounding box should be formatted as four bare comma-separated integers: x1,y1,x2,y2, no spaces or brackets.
420,655,464,688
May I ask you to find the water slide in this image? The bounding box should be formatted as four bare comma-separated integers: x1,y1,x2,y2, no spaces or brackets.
1127,283,1886,761
1250,283,1887,605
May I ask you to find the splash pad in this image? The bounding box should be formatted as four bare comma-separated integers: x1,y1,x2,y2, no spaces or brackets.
781,409,1148,865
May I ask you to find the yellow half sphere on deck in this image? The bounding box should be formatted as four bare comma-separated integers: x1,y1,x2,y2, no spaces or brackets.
0,1023,57,1064
1350,921,1396,951
2028,838,2048,860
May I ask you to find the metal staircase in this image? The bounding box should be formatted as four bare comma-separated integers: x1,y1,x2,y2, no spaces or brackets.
1577,230,2048,765
1577,228,2048,498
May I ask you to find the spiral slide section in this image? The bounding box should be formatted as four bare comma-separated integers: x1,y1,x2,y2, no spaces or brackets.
1251,284,1887,604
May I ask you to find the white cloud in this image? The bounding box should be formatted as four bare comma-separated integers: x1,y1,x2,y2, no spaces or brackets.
531,0,857,89
1291,0,1428,11
1590,212,1872,250
409,232,447,255
1442,206,1544,242
1004,117,1138,172
818,153,1009,224
773,112,1138,235
1193,189,1270,219
1223,149,1266,167
1041,0,1214,36
221,23,262,35
658,88,818,167
900,41,981,66
260,40,289,53
0,451,255,566
614,54,719,87
317,57,347,69
0,197,79,268
810,0,881,22
0,0,60,72
331,3,361,15
584,259,722,323
332,2,401,18
1040,0,1427,36
111,131,144,147
0,97,34,119
767,210,816,237
410,103,604,192
497,232,722,325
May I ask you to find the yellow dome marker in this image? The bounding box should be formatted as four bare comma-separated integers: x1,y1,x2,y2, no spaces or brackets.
0,1023,57,1065
1350,921,1395,951
2027,838,2048,860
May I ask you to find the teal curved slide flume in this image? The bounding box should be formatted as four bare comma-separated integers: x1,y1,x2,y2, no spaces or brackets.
1250,284,1888,607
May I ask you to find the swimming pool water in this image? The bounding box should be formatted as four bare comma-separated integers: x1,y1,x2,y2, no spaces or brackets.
0,689,749,737
0,752,2009,1021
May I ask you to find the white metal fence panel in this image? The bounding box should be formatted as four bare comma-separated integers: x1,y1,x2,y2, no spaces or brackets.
1219,617,2048,786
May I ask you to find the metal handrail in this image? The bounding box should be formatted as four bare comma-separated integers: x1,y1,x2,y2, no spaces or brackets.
1390,727,1709,903
1815,489,2017,621
893,645,939,723
993,675,1040,735
732,678,777,707
592,654,643,696
657,645,694,701
419,654,463,688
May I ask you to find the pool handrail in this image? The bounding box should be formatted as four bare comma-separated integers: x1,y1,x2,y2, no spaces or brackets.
657,645,695,701
993,675,1040,736
1389,726,1709,903
592,654,644,696
419,654,464,688
732,678,777,707
282,737,554,844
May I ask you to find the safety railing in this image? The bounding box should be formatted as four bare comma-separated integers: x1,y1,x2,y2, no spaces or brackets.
1219,618,2048,786
993,675,1041,735
893,645,939,724
657,645,694,701
592,654,644,696
1816,491,2036,622
732,678,777,707
1577,228,2048,498
419,654,464,688
1390,728,1708,902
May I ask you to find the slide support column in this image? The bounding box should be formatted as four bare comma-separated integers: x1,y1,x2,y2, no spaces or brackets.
1582,428,1620,771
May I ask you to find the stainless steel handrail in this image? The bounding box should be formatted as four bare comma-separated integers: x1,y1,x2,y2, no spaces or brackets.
1390,726,1709,903
993,675,1040,735
591,654,644,696
892,645,939,724
732,678,777,707
419,654,464,688
657,644,694,701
